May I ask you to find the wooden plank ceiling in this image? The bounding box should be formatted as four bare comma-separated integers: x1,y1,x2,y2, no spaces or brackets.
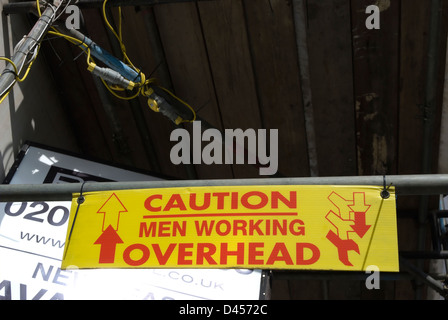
36,0,448,299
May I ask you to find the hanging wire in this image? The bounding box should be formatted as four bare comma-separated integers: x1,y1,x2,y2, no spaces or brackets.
2,0,196,124
0,0,62,103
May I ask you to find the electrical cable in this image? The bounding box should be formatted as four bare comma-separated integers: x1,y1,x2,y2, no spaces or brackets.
1,0,64,103
102,0,136,70
54,0,76,22
2,0,197,124
54,0,194,123
36,0,42,17
99,1,196,123
0,37,41,102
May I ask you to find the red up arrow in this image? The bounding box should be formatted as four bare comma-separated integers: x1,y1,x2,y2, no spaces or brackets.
349,193,371,238
94,225,124,263
97,193,128,232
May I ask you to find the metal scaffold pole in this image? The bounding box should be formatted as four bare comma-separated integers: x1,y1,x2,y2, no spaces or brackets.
0,174,447,202
0,4,58,98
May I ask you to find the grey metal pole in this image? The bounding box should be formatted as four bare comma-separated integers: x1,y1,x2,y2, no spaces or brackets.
291,0,319,177
0,174,447,202
400,257,448,298
0,5,57,98
416,0,443,300
2,2,39,15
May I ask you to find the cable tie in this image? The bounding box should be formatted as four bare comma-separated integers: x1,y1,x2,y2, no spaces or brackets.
67,181,87,241
80,35,89,49
2,70,17,78
22,35,40,51
38,14,54,27
77,181,86,205
381,175,391,199
133,69,142,83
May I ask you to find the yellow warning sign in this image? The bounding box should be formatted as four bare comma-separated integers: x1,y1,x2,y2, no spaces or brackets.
61,185,399,271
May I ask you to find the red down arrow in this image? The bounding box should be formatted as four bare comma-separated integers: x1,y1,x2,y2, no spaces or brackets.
349,193,371,238
351,212,371,238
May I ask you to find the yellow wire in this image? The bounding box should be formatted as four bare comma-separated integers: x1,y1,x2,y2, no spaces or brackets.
16,50,39,82
102,0,120,45
0,1,41,104
118,6,123,43
36,0,42,16
0,87,12,104
44,2,196,122
48,30,133,101
0,58,19,104
101,78,142,100
158,86,197,122
47,30,94,68
0,57,19,77
0,45,39,84
48,29,138,101
102,0,137,72
48,30,85,48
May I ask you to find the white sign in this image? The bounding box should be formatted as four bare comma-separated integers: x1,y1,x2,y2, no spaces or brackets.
0,143,264,300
